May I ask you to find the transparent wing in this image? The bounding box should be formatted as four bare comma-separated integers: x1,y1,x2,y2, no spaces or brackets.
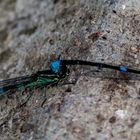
82,68,140,80
0,75,33,88
73,65,140,80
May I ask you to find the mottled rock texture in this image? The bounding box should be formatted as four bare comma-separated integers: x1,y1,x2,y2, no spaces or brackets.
0,0,140,139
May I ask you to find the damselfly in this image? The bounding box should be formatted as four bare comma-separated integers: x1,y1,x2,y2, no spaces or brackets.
1,59,140,95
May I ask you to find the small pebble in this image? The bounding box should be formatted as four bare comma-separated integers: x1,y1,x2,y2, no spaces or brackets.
122,5,126,10
130,46,139,54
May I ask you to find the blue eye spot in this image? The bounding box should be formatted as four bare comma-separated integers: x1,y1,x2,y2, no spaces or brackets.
120,66,127,72
50,60,61,73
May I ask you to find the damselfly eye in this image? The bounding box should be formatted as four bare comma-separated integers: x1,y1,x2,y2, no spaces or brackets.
50,60,61,73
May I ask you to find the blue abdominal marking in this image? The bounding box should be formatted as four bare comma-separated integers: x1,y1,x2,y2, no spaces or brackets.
120,65,127,72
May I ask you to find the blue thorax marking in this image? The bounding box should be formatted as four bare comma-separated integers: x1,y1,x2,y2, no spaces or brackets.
50,60,61,73
120,65,127,72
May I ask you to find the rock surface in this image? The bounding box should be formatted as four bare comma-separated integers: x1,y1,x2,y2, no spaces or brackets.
0,0,140,139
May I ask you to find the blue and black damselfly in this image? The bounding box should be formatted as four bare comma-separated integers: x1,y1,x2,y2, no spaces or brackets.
1,59,140,95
